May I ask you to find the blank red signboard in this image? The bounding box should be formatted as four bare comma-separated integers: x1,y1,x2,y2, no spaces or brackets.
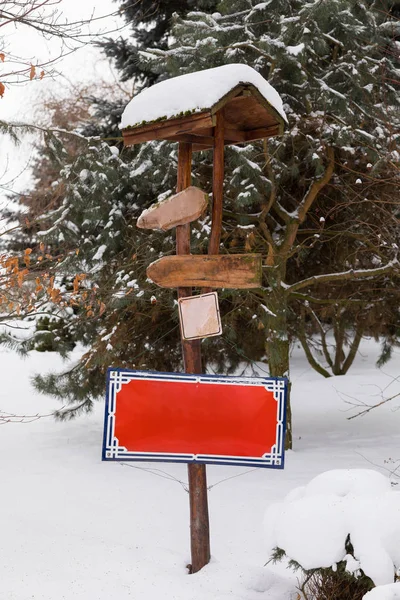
102,369,287,468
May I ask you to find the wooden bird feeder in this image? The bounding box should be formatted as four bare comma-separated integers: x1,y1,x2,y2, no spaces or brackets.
121,63,286,152
120,63,287,575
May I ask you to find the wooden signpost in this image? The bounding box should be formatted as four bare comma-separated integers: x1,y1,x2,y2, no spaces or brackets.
147,254,262,289
137,186,208,231
116,64,287,575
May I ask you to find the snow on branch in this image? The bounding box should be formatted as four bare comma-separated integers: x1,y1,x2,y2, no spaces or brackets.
297,147,335,223
286,259,399,294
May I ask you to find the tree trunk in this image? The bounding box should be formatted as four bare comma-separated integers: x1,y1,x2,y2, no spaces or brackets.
264,271,292,450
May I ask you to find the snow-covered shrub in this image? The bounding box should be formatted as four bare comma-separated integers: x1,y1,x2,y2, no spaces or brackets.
364,583,400,600
264,470,400,600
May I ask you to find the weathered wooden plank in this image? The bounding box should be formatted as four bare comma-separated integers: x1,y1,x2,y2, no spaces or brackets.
147,254,262,289
122,112,214,146
245,125,280,142
137,186,208,232
165,133,215,146
192,126,281,151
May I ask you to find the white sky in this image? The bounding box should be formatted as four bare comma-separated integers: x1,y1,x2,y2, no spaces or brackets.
0,0,128,202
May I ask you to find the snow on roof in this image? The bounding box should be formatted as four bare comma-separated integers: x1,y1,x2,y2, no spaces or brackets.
120,64,287,130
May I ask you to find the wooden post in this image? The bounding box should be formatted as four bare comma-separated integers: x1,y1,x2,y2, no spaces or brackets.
176,142,211,574
209,110,224,255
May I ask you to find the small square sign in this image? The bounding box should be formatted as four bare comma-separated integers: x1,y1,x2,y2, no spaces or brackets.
178,291,222,340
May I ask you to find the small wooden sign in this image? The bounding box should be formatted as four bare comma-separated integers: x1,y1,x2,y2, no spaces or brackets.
147,254,262,289
178,292,222,340
137,186,208,231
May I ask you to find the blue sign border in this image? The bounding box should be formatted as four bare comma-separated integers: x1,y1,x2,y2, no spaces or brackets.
102,368,287,469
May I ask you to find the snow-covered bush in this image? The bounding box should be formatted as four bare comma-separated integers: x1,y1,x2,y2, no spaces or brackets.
264,470,400,600
364,583,400,600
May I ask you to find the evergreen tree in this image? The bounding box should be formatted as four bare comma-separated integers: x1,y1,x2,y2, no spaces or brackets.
100,0,218,87
90,0,220,143
10,1,400,448
9,132,189,417
131,0,400,444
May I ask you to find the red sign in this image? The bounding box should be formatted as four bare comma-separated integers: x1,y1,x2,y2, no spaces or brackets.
102,369,287,468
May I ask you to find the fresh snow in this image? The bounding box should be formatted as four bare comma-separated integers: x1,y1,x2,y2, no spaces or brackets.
287,43,305,56
120,64,287,129
264,469,400,585
365,584,400,600
0,338,399,599
92,244,107,261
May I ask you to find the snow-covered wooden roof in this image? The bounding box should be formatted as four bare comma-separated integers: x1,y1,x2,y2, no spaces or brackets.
121,64,287,151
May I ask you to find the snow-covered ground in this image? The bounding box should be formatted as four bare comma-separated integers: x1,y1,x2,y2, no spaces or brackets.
0,338,399,599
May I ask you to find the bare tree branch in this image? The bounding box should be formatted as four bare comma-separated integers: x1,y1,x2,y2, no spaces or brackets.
286,260,399,294
347,392,400,420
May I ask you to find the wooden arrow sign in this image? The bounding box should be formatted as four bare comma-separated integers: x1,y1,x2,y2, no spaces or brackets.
137,186,208,231
147,254,262,289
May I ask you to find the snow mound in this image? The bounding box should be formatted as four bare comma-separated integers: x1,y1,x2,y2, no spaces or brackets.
304,469,392,497
120,63,287,129
264,469,400,586
364,584,400,600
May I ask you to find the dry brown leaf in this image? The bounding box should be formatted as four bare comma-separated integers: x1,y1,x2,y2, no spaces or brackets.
39,70,45,80
17,268,28,287
29,64,36,80
0,53,5,62
266,242,275,266
0,82,5,98
24,247,32,267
